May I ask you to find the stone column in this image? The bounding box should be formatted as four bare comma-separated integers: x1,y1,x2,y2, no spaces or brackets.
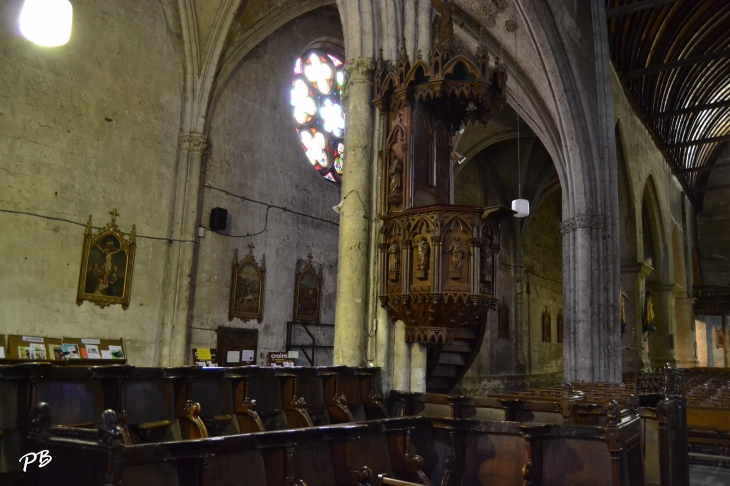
675,295,699,367
158,132,207,366
622,261,654,370
561,215,621,382
333,58,375,366
392,320,411,391
722,314,730,368
648,284,680,368
620,263,642,374
410,343,428,392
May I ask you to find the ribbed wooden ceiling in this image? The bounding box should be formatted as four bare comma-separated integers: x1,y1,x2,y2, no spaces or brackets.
607,0,730,207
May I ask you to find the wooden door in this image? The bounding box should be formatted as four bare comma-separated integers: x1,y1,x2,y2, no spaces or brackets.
217,327,258,366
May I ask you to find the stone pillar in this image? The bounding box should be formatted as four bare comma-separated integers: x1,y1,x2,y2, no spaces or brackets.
158,132,207,366
373,304,393,392
392,320,411,391
675,295,699,367
410,343,428,392
622,261,654,370
333,58,375,366
648,284,680,368
722,314,730,368
561,215,621,382
620,263,642,374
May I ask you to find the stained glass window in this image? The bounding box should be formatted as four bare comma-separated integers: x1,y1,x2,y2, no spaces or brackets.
291,50,345,183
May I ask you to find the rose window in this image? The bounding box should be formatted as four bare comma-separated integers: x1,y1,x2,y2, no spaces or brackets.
291,50,345,183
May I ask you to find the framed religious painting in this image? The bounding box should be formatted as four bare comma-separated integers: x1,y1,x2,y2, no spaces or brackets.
229,244,265,323
293,255,322,323
76,209,136,309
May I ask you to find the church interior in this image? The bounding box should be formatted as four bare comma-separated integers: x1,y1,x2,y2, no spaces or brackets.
2,0,730,485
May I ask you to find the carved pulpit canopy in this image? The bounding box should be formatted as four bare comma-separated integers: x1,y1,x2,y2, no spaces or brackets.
373,31,511,345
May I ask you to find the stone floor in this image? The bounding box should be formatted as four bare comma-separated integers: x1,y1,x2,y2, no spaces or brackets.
690,464,730,485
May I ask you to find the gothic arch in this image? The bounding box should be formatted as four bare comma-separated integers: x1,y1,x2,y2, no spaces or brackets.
641,175,670,284
672,224,687,290
615,121,638,265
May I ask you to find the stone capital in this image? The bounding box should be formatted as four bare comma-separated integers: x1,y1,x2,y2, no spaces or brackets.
178,132,208,152
344,57,375,80
560,214,606,234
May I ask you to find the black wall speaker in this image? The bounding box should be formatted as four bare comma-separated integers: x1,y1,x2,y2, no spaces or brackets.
210,207,228,232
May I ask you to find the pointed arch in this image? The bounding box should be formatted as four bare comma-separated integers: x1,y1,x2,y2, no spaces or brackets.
641,175,670,285
615,121,638,266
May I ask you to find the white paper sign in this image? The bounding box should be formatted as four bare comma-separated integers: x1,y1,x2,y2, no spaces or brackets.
101,350,113,360
86,345,101,359
82,339,101,345
241,350,255,362
22,336,44,343
0,347,5,359
287,350,299,359
226,350,240,363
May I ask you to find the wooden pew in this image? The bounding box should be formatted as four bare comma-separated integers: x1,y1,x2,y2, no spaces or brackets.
23,404,293,486
227,366,288,432
24,405,428,486
519,400,644,486
279,367,329,427
121,367,188,443
162,366,235,438
24,399,652,486
389,386,585,425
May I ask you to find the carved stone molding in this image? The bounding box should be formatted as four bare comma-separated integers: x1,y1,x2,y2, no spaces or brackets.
178,132,209,152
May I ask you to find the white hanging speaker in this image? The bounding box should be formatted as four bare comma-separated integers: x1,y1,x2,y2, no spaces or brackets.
511,198,530,218
19,0,73,47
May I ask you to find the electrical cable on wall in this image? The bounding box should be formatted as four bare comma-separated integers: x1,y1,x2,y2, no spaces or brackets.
203,185,340,239
0,208,194,243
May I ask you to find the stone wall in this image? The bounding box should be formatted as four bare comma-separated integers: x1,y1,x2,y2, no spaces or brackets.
191,9,343,366
0,0,182,365
612,68,698,369
523,189,563,375
697,144,730,287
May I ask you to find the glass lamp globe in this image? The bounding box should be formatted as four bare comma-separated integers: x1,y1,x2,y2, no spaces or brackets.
19,0,73,47
511,198,530,218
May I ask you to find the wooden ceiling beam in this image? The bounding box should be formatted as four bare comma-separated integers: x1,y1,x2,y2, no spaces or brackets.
607,0,682,19
686,183,730,194
649,100,730,119
678,163,730,175
622,49,730,80
663,134,730,150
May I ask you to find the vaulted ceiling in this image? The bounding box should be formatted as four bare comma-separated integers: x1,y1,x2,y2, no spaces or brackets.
607,0,730,208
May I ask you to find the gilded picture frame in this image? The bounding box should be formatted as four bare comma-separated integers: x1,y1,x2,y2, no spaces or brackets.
229,244,265,323
76,210,136,309
293,255,322,324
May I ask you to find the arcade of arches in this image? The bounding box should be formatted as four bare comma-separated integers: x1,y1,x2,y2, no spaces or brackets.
2,0,730,483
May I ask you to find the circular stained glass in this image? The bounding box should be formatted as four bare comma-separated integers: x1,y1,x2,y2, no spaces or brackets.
291,50,345,183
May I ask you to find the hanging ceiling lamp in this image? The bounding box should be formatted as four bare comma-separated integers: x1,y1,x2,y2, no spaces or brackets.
19,0,73,47
510,0,529,218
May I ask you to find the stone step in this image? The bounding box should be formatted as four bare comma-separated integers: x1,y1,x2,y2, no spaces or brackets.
432,365,458,378
438,352,465,366
427,377,449,391
442,340,471,354
453,327,478,340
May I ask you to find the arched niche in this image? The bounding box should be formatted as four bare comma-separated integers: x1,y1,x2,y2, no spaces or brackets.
641,176,678,367
616,122,641,373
